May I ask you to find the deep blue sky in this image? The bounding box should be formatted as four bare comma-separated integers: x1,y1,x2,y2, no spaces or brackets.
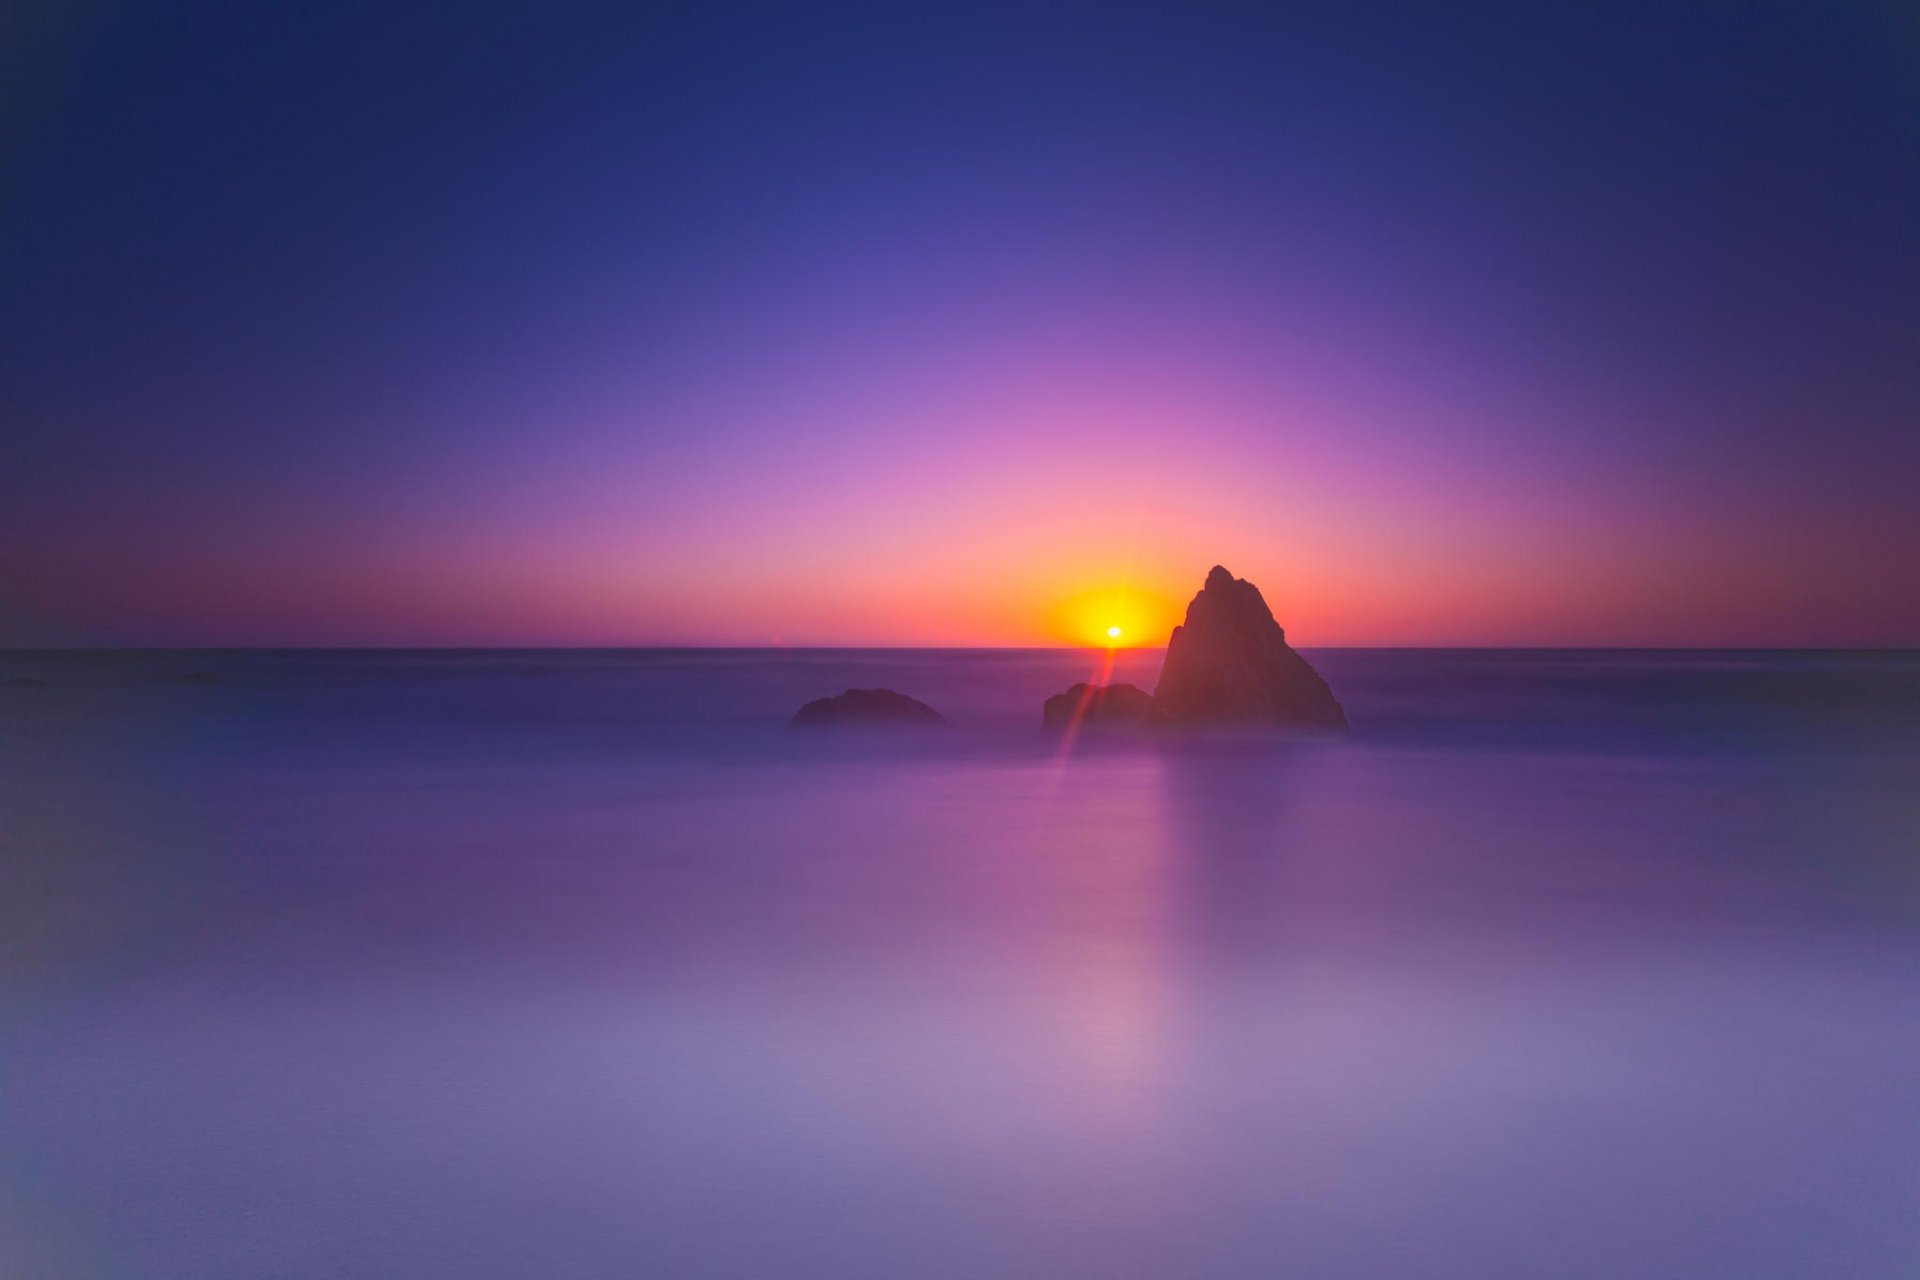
3,1,1916,644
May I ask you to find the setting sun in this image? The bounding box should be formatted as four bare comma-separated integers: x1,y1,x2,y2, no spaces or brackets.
1043,583,1179,648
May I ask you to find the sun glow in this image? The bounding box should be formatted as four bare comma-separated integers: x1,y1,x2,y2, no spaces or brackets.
1045,584,1179,648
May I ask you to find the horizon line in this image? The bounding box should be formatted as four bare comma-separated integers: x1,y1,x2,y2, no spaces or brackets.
5,644,1915,655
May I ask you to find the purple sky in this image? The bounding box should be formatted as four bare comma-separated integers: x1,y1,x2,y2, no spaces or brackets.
4,2,1916,645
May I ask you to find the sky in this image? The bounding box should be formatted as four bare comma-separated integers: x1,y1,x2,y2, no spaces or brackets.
2,0,1916,647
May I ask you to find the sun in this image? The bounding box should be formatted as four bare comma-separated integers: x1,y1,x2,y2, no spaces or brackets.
1043,583,1177,648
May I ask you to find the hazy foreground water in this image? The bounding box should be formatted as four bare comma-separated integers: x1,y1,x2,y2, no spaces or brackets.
3,649,1917,1279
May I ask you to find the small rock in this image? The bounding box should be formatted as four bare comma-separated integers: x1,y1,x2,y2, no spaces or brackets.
1042,682,1158,732
791,688,946,727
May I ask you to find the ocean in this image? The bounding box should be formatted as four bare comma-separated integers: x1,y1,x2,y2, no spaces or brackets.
2,648,1917,1278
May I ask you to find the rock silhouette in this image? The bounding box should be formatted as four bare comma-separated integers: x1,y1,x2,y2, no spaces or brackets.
1153,565,1347,729
791,688,946,727
1041,682,1157,732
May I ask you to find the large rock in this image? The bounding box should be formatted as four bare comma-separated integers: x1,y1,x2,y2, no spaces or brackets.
791,688,946,727
1153,565,1347,729
1041,682,1158,732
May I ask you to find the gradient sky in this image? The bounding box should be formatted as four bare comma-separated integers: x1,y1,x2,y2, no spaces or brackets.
3,1,1916,646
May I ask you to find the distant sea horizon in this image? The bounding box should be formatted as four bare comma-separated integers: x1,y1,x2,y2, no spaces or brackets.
6,643,1915,652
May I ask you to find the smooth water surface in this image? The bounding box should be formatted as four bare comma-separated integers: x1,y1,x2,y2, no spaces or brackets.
3,649,1917,1278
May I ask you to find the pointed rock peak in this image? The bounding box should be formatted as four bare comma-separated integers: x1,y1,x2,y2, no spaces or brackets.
1184,564,1280,633
1153,564,1348,730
